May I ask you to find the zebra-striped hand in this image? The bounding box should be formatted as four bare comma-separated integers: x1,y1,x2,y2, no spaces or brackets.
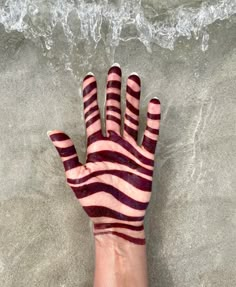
47,64,161,245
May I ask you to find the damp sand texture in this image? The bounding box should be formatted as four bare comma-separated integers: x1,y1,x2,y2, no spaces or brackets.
0,0,236,287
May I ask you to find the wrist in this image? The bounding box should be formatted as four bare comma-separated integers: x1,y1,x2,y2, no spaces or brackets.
93,222,146,247
93,224,148,287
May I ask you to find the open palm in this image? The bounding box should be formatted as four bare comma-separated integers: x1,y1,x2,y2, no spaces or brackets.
48,64,161,245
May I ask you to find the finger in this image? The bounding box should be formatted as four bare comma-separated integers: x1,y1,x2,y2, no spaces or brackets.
141,98,161,154
106,63,122,136
47,130,82,177
123,73,141,142
83,73,102,140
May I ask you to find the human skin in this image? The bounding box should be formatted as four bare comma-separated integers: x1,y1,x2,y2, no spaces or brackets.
47,63,161,286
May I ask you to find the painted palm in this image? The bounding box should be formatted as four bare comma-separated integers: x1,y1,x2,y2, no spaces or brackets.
48,65,161,245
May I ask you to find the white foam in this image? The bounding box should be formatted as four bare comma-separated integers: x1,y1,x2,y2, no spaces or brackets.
0,0,235,69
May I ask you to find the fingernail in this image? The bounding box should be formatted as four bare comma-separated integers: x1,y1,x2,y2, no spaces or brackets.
150,97,160,104
84,72,94,81
111,63,120,67
47,130,53,138
128,72,140,86
130,72,139,76
108,63,121,76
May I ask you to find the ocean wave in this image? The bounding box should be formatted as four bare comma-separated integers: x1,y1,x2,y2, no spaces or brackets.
0,0,235,71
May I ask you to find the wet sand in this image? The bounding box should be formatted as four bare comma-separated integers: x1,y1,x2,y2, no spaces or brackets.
0,3,236,286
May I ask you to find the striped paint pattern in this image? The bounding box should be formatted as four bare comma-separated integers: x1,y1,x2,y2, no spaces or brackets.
48,65,161,245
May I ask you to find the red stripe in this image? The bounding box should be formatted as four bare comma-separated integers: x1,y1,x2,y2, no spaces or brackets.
124,123,138,139
67,169,152,190
142,135,157,153
83,74,93,81
126,99,139,116
146,125,159,135
71,182,149,210
84,104,99,119
84,93,97,109
106,105,121,114
125,113,139,126
83,81,97,97
83,206,144,221
107,131,154,166
94,222,144,231
94,231,145,245
128,74,140,86
126,85,140,99
87,130,104,146
106,114,121,125
50,133,70,141
150,98,160,104
108,66,121,76
106,93,120,102
63,156,81,171
87,151,153,176
107,80,121,89
147,112,161,120
86,131,155,167
86,113,100,128
55,145,77,157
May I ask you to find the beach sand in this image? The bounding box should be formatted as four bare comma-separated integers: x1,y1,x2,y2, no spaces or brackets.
0,1,236,286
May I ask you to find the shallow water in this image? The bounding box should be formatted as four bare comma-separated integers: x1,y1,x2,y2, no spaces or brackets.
0,0,236,286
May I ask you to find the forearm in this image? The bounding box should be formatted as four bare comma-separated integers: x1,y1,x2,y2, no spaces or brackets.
93,227,148,287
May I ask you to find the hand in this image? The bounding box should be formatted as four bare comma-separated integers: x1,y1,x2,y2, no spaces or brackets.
47,64,161,246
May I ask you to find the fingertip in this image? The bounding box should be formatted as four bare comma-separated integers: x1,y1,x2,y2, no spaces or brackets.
47,130,70,142
150,97,160,105
83,73,95,81
128,73,141,86
108,64,121,76
147,100,161,121
130,72,139,76
47,130,53,138
111,63,120,68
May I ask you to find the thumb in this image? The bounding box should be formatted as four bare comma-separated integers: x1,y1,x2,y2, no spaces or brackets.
47,130,82,175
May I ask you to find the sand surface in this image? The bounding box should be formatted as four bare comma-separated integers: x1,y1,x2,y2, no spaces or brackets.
0,1,236,286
